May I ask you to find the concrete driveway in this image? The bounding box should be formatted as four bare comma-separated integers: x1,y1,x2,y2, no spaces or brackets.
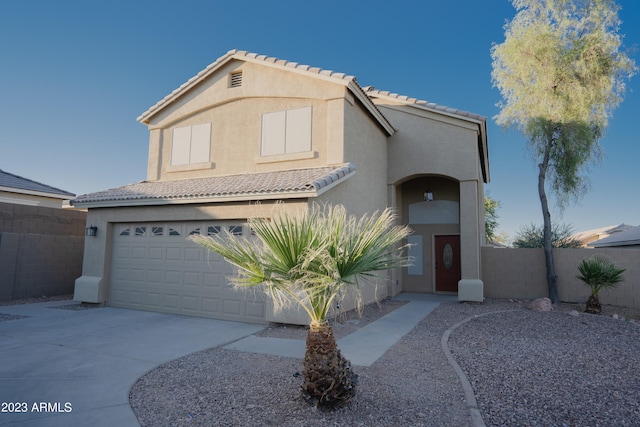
0,300,263,427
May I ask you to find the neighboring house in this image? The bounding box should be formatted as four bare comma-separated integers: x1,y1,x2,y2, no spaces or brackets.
71,49,489,324
588,225,640,248
0,169,75,208
572,224,637,248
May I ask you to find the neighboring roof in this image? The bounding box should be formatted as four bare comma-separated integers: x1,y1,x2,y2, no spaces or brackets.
363,87,490,183
137,49,395,136
0,169,75,199
71,164,356,208
572,224,630,244
589,225,640,248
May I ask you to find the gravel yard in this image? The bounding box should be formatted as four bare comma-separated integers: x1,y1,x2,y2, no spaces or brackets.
3,295,637,425
448,301,640,427
129,299,640,427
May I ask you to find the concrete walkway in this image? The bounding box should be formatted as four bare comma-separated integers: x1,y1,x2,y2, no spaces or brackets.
225,293,458,366
0,301,262,427
0,293,456,426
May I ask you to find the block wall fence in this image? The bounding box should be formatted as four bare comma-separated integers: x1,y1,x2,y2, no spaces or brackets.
482,247,640,310
0,202,86,301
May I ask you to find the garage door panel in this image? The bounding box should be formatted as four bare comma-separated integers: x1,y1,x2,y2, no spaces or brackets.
113,246,130,260
182,296,200,312
146,293,162,307
147,269,163,283
183,271,200,286
223,300,241,316
128,290,144,305
163,294,179,309
166,247,182,261
109,221,266,323
130,246,147,259
109,288,127,305
112,266,129,281
148,246,163,260
201,298,219,313
164,270,181,285
184,247,202,262
129,268,145,282
203,272,223,288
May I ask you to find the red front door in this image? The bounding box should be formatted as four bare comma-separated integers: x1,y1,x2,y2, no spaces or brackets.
435,235,461,292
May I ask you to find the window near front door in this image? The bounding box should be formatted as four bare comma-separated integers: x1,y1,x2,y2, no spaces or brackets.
171,123,211,166
260,106,311,156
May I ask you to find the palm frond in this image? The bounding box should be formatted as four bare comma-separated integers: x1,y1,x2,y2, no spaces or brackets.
190,203,411,323
576,254,625,296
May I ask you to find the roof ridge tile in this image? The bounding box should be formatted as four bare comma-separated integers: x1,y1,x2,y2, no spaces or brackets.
365,87,486,122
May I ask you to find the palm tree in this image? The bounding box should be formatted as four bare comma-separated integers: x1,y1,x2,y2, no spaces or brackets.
576,255,625,314
189,203,411,408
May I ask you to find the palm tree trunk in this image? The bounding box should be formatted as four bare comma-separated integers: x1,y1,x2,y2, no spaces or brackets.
585,293,602,314
302,320,357,408
539,141,559,303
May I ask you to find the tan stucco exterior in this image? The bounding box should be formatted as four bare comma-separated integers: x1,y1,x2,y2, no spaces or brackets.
372,96,487,300
0,190,71,209
73,50,489,323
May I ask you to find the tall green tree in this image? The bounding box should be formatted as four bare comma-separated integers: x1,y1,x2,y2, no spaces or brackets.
484,195,502,243
190,204,410,408
491,0,636,303
512,223,583,248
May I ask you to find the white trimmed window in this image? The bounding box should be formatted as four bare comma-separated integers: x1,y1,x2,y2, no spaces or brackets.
260,106,311,156
171,123,211,166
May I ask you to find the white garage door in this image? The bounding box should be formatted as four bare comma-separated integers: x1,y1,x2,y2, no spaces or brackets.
109,221,265,323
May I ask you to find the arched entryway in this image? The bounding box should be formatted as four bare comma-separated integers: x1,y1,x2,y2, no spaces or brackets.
398,176,461,293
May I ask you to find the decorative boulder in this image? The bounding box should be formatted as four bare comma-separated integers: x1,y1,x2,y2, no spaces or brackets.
529,297,553,312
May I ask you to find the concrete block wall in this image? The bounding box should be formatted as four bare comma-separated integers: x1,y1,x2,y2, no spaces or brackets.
482,247,640,310
0,202,86,301
0,202,86,235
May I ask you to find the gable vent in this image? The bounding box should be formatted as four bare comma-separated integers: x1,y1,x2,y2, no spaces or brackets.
229,71,243,88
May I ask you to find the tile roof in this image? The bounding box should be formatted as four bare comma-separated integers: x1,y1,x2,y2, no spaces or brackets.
0,169,75,198
72,164,356,207
589,225,640,247
142,50,355,119
137,50,489,135
572,224,630,242
362,86,487,122
137,49,396,135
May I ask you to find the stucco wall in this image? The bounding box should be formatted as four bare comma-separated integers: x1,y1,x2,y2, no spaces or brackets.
0,202,86,235
482,247,640,309
0,191,71,209
379,104,482,185
146,60,348,182
317,95,389,217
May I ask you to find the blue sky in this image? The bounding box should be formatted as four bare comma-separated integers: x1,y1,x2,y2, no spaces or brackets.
1,0,638,239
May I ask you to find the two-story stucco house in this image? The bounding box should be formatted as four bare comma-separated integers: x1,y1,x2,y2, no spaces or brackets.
71,49,489,324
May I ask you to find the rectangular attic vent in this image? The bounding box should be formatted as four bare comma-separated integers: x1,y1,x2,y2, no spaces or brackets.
229,71,243,88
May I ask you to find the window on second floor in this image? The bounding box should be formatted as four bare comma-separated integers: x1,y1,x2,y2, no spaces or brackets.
260,106,311,156
171,123,211,166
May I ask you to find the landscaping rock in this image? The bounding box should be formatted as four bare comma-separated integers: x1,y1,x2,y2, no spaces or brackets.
529,297,553,312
